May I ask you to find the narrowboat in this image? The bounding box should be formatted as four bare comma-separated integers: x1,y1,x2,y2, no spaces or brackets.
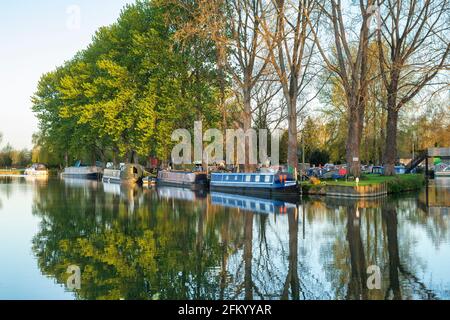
61,166,103,180
210,172,299,197
156,170,208,190
24,163,48,176
211,192,297,215
102,164,144,184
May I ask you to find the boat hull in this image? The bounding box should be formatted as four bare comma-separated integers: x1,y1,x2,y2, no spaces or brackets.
62,166,103,180
102,168,142,185
24,170,48,176
62,172,101,180
157,171,208,190
157,179,207,190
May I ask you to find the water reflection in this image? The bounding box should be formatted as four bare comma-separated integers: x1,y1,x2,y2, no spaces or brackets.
0,177,449,300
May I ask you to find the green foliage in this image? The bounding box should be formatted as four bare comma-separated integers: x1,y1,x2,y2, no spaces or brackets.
32,1,222,165
0,144,13,167
385,175,425,194
309,149,330,166
0,144,31,168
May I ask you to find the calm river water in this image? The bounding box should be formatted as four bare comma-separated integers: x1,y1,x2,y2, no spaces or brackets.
0,176,449,300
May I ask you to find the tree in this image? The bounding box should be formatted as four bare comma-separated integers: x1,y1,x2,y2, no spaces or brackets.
376,0,450,175
309,149,330,166
32,1,222,166
308,0,378,176
261,0,319,173
175,0,271,171
0,144,13,168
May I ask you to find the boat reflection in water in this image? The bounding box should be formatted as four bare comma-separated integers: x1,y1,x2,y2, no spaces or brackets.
211,192,297,215
155,186,207,202
61,176,100,190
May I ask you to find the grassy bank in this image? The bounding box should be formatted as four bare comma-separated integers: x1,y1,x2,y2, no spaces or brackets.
0,169,24,175
301,174,425,195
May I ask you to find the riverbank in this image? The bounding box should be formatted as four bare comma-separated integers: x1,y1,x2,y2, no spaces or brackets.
0,169,24,175
301,174,426,197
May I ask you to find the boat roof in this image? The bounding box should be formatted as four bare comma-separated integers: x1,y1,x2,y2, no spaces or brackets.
211,172,285,176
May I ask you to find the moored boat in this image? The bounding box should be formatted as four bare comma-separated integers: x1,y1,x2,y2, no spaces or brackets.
24,163,48,176
102,164,145,184
210,172,299,197
435,166,450,177
157,170,208,190
61,165,102,180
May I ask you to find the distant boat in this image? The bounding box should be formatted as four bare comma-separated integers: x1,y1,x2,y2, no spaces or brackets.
435,166,450,177
371,166,406,175
102,164,144,184
61,161,102,180
210,172,299,197
157,170,208,190
24,163,48,176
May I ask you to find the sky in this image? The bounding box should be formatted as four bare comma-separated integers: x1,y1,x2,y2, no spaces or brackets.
0,0,134,149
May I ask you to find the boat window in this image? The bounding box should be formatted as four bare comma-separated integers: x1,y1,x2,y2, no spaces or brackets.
264,175,272,183
234,175,239,181
245,175,251,182
255,176,260,182
225,175,230,181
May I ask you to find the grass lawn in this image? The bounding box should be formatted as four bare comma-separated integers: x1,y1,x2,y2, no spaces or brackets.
324,174,423,186
301,174,425,194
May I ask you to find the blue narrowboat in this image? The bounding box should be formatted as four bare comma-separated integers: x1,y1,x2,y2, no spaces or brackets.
210,172,299,197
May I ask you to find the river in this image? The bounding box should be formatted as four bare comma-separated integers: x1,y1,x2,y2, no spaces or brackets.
0,176,449,300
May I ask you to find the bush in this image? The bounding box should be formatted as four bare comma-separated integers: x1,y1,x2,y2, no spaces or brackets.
386,175,425,193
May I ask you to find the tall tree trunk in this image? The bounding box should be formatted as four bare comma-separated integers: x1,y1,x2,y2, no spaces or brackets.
243,87,254,172
383,107,398,176
346,99,361,177
287,77,299,172
128,150,138,164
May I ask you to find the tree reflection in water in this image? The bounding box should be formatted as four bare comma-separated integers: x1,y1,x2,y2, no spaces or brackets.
26,179,450,300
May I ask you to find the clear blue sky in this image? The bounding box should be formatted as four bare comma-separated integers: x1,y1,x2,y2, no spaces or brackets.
0,0,134,149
